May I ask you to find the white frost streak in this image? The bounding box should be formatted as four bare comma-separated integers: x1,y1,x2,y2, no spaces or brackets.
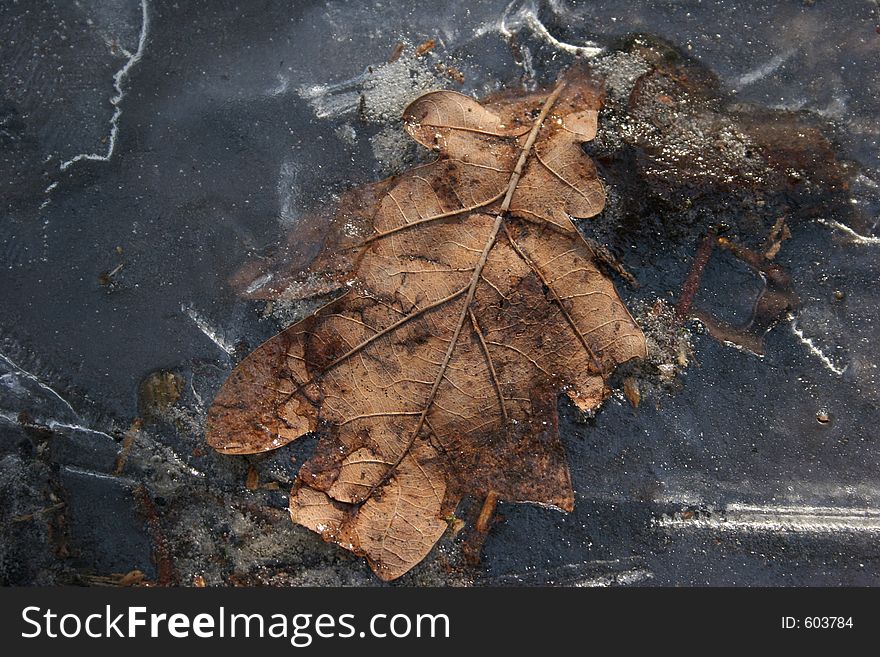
59,0,150,172
44,420,115,440
298,76,364,120
732,50,794,91
784,217,880,376
269,73,290,97
39,182,59,209
0,352,78,417
817,218,880,245
790,318,847,376
574,568,654,588
658,503,880,534
183,305,235,356
479,0,604,58
1,412,114,443
0,353,115,441
277,159,301,229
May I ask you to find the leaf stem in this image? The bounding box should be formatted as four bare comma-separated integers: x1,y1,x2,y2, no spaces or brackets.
368,80,568,496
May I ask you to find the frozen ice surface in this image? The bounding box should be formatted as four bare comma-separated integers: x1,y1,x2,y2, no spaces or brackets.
1,0,879,585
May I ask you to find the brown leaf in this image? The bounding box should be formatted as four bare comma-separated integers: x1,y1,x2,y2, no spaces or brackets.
207,70,647,580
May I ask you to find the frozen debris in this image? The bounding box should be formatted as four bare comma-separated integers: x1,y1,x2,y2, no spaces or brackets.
369,124,423,173
298,43,450,171
138,371,184,423
590,35,849,208
244,272,274,296
489,557,651,587
39,182,59,210
260,277,338,327
590,51,651,104
574,568,654,588
0,411,114,444
615,299,693,404
298,44,447,124
334,123,358,146
638,299,693,374
268,73,290,97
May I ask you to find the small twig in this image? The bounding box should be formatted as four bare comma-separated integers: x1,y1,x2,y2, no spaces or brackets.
133,485,178,586
475,490,499,534
80,570,146,587
762,216,790,260
114,418,142,475
686,230,799,356
676,228,716,319
464,491,500,565
13,502,65,523
583,237,639,288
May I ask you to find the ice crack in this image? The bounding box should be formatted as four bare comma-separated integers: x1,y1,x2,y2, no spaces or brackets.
59,0,150,172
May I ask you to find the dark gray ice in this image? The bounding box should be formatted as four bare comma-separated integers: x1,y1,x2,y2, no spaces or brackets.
1,0,879,586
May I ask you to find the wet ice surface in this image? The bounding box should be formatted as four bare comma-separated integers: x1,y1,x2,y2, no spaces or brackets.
1,0,879,585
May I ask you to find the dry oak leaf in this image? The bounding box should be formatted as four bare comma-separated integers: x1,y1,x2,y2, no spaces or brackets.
206,72,647,580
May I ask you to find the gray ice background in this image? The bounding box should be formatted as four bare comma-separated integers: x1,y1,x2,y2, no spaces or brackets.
1,0,879,585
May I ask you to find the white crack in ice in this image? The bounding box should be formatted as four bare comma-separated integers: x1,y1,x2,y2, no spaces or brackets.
182,305,235,356
38,182,59,210
300,0,603,125
0,351,79,419
0,352,115,441
789,316,848,376
657,503,880,534
59,0,150,172
476,0,604,59
817,218,880,246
